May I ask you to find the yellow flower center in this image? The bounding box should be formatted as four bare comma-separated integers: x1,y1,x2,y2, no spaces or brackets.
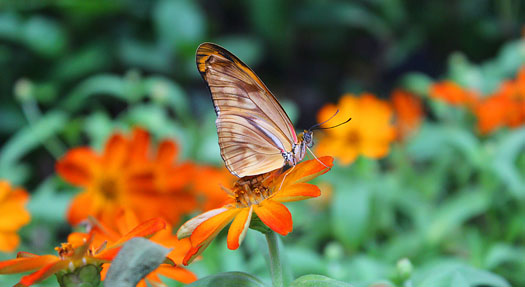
232,175,273,208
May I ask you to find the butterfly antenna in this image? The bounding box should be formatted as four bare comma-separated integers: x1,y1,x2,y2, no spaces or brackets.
306,146,330,169
309,109,339,131
313,117,352,130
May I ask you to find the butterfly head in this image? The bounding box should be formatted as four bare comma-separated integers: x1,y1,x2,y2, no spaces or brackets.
301,129,314,148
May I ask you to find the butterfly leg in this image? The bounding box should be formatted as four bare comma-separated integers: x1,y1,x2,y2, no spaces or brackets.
278,164,296,192
306,146,329,169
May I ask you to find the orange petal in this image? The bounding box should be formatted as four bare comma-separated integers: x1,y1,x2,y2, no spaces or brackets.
183,240,211,266
16,252,38,258
115,209,141,236
129,127,150,162
277,156,333,187
156,265,197,284
111,217,166,247
0,192,31,231
165,237,191,266
0,233,21,252
66,191,96,226
227,206,253,250
102,133,128,170
190,208,239,247
19,260,68,286
55,148,98,186
0,255,58,274
272,183,321,202
94,247,120,262
253,200,292,236
177,207,230,239
156,140,178,166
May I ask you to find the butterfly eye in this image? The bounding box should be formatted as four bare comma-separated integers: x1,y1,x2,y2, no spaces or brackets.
304,131,314,148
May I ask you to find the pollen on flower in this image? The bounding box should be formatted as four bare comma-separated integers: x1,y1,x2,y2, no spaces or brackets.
55,243,75,259
230,175,274,208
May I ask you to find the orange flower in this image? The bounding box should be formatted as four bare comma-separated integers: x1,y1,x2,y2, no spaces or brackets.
72,211,197,287
474,67,525,134
56,127,197,228
474,94,510,134
177,157,333,265
429,81,478,106
0,218,165,286
316,94,395,165
192,166,236,211
391,89,424,140
0,180,30,252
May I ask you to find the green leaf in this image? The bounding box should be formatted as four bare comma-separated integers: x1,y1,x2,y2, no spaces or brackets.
400,72,433,96
0,110,67,175
290,275,352,287
61,74,143,112
187,272,267,287
484,244,525,270
153,0,205,50
491,128,525,198
144,76,190,122
23,16,67,58
214,36,263,67
28,178,73,222
426,189,488,244
412,261,510,287
331,182,370,249
0,14,66,57
104,238,171,287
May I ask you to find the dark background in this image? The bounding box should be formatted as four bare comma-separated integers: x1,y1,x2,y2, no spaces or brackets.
1,0,523,133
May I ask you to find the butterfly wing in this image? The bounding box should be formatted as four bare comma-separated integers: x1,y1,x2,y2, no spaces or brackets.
196,42,297,177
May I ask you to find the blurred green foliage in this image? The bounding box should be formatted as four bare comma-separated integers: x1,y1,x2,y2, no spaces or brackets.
1,0,525,286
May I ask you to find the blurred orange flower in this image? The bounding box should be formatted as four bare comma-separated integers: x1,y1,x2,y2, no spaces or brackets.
0,180,30,252
0,218,165,286
429,81,478,106
391,89,424,140
71,211,197,287
56,127,198,229
177,157,333,265
316,94,395,165
474,67,525,134
192,166,236,211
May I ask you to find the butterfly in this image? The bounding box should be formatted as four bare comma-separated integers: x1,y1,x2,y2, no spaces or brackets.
196,42,348,178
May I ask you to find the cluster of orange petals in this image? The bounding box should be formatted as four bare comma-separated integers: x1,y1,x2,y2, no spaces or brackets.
474,68,525,134
70,211,196,287
0,217,166,286
391,89,424,140
0,180,30,253
56,127,233,229
429,81,478,106
177,156,333,265
429,68,525,135
316,94,397,165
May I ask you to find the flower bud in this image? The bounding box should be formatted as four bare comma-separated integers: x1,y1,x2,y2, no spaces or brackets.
55,264,102,287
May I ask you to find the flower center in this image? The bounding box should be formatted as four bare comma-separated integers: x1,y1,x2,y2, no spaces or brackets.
345,130,361,145
98,177,118,199
231,174,273,208
55,243,75,259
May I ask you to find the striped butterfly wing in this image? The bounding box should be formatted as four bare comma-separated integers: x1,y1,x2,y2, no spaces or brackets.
196,43,297,177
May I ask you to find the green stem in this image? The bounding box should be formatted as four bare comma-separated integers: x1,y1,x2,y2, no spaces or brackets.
265,231,284,287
